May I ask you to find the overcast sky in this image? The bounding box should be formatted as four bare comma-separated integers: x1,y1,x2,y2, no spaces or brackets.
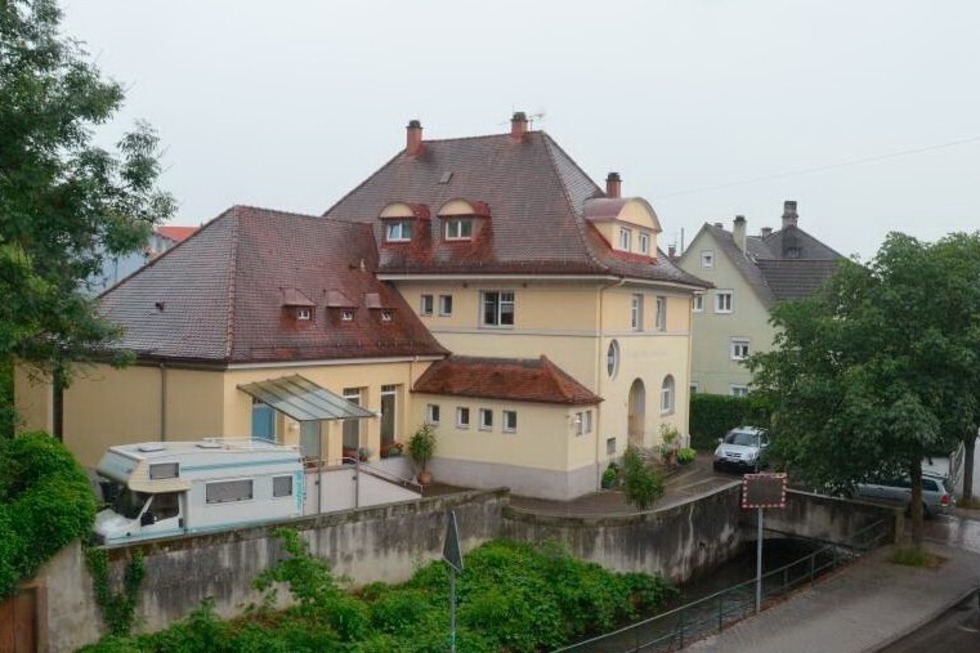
62,0,979,261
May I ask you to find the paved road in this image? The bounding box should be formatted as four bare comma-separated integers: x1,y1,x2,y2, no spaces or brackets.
881,595,980,653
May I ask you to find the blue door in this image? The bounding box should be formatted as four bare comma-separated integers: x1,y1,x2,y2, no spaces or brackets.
251,401,276,442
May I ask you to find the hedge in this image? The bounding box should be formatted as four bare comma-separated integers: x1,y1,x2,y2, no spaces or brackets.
689,393,770,451
0,432,97,598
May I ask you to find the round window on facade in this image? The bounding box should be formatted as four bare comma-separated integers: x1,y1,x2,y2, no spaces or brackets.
607,340,620,378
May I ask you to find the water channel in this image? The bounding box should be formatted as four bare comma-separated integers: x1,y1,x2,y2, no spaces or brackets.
561,537,848,652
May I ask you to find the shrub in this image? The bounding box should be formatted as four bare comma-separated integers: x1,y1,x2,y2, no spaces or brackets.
601,463,620,489
407,423,436,473
689,393,770,451
0,432,96,599
622,446,665,510
677,447,697,465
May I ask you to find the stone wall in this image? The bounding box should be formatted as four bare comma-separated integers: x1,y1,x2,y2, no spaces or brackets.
744,489,898,546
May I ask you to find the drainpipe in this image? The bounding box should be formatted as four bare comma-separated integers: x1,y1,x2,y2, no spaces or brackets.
159,362,167,441
595,277,626,487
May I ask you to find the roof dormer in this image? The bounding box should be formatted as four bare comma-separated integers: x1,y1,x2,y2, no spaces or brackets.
281,288,316,324
583,193,662,258
437,198,491,242
378,201,430,244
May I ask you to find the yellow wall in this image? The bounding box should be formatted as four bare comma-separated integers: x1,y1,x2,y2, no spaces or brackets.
413,393,594,471
14,363,53,435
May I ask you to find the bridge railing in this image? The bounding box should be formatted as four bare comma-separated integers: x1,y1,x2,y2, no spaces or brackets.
550,518,891,653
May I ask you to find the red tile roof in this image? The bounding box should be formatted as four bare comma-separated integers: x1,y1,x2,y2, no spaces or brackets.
413,355,602,405
323,128,708,288
99,206,448,364
156,225,199,242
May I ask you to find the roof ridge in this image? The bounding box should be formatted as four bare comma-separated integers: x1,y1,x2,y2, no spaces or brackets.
223,210,242,359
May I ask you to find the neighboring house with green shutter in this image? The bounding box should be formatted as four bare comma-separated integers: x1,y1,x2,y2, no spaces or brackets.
676,201,844,396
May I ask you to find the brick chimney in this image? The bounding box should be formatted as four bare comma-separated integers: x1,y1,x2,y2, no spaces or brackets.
606,172,622,198
760,226,773,238
510,111,529,142
406,119,423,158
781,200,798,230
733,215,747,253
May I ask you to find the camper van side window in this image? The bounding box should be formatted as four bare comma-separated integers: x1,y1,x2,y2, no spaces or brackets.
273,475,293,498
149,462,179,479
206,479,254,504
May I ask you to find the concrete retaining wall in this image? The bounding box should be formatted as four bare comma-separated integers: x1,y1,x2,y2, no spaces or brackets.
746,489,898,546
501,484,745,585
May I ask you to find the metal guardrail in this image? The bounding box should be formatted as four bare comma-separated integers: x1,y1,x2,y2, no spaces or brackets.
551,518,891,653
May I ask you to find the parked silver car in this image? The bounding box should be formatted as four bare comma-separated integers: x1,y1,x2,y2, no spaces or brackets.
712,426,768,473
854,473,954,517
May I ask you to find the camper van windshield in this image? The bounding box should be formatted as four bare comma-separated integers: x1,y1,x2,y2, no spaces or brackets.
111,488,149,519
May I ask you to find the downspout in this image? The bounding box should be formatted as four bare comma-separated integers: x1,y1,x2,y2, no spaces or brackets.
159,362,167,441
595,277,626,487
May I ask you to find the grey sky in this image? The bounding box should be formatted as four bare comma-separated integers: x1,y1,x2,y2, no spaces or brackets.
62,0,979,261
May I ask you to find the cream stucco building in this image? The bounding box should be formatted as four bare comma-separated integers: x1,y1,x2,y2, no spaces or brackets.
17,113,709,500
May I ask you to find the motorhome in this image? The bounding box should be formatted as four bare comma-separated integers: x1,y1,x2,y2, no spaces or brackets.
93,438,305,544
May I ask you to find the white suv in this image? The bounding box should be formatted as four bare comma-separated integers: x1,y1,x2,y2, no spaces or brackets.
713,426,768,473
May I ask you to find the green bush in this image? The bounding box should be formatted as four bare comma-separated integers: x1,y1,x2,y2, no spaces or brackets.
622,446,665,510
84,534,676,652
677,447,697,465
689,393,771,451
0,432,96,599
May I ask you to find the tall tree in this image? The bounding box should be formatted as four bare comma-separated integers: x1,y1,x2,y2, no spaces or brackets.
748,232,980,547
0,0,174,395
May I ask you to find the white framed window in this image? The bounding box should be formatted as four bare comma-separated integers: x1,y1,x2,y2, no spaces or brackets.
574,412,584,436
381,309,393,322
731,338,750,360
445,218,473,240
606,437,617,455
639,231,650,255
420,294,434,316
690,382,700,394
503,410,518,433
296,307,312,321
439,295,453,316
655,296,667,331
456,407,470,428
341,309,355,321
607,340,620,378
692,294,704,312
701,251,714,268
731,385,750,398
661,374,675,414
479,408,493,431
385,220,413,242
426,404,441,424
584,410,593,434
619,227,632,251
342,388,362,450
482,291,515,327
715,291,733,314
631,294,643,331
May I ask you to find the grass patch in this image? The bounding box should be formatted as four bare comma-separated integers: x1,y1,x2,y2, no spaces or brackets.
889,546,945,568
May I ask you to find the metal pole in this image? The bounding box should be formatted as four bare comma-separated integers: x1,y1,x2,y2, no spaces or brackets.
449,568,457,653
756,506,763,613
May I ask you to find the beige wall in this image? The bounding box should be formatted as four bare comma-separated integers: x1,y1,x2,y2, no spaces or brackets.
677,230,776,395
14,363,53,435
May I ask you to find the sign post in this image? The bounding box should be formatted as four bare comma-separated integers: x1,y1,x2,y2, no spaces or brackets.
741,473,787,613
443,511,464,652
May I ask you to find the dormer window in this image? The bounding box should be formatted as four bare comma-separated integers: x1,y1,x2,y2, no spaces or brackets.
445,218,473,240
297,307,312,321
341,310,355,322
381,309,393,322
639,231,650,255
618,227,632,251
385,220,413,242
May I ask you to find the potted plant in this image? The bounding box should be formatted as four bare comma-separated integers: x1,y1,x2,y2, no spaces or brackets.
380,441,404,458
408,423,437,485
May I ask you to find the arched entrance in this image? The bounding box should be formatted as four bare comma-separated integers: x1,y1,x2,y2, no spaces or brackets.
628,378,646,448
